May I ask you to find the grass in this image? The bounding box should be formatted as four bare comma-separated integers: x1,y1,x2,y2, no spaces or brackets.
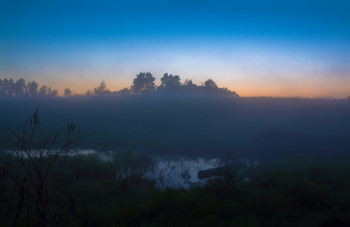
1,151,350,226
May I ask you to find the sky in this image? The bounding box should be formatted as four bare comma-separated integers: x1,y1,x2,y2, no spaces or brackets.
1,0,350,97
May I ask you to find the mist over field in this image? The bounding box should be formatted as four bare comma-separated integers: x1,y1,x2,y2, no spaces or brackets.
1,95,349,162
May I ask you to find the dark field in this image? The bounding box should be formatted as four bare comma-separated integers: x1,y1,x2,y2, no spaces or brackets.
1,95,350,226
1,152,350,226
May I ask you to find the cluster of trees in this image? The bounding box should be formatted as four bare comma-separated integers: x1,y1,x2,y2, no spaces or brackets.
0,78,58,97
129,72,238,96
86,72,239,97
1,72,239,97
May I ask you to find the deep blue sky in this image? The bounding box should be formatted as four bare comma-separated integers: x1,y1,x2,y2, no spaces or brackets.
1,0,350,97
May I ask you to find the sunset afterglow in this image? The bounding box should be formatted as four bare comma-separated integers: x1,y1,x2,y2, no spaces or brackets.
1,0,350,97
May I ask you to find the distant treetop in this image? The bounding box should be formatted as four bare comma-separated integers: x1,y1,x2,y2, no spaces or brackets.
131,72,156,94
159,73,181,90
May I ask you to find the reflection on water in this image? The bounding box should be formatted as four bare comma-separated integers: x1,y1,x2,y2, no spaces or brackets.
6,149,256,189
142,158,222,189
140,158,256,189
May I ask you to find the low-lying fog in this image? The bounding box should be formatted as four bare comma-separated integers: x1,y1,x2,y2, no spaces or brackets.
1,95,350,163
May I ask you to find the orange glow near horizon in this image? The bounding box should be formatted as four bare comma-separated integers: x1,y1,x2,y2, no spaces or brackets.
4,39,349,99
42,77,350,99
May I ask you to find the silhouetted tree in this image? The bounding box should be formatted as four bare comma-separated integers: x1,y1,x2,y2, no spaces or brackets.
131,72,155,94
0,78,5,96
64,88,72,96
0,78,32,96
14,79,26,97
27,80,38,96
159,73,181,90
94,81,111,95
183,79,196,87
39,85,48,96
38,85,58,97
204,79,218,89
47,88,58,97
0,78,15,96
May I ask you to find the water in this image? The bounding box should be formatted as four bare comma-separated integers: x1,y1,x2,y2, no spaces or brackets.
142,158,222,189
140,158,255,189
5,149,256,189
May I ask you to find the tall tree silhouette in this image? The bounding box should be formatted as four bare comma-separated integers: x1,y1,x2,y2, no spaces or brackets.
27,80,39,96
39,85,48,96
38,85,58,97
159,73,181,90
0,78,14,96
14,79,26,97
131,72,156,94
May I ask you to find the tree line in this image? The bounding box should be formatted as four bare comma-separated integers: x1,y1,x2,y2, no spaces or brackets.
0,78,58,97
0,72,239,97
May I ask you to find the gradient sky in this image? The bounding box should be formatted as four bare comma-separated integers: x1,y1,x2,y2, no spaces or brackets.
1,0,350,97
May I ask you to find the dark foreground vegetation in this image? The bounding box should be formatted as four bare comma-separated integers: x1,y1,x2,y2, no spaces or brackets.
1,151,350,226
